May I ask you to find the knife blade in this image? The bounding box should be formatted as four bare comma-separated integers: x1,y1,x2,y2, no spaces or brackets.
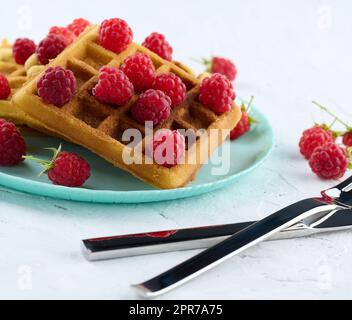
132,198,342,298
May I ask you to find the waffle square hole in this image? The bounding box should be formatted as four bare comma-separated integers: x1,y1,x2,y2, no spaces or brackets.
84,43,115,71
74,102,110,128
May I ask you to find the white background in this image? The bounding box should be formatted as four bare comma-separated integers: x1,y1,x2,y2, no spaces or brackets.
1,0,352,300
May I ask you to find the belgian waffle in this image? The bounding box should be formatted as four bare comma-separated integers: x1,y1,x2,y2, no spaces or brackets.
13,26,242,189
0,39,47,130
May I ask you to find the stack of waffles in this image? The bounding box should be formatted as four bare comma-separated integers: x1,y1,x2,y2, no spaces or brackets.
0,39,47,131
11,24,241,189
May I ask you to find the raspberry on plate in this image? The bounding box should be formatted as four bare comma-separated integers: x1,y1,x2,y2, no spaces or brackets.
37,67,76,107
142,32,173,61
146,129,186,168
48,26,76,46
130,89,171,125
153,73,186,108
67,18,90,36
120,53,156,92
99,18,133,54
299,126,335,160
205,57,238,81
93,66,134,106
199,73,235,115
309,143,348,180
230,97,256,140
0,73,11,100
13,38,36,65
36,34,67,65
0,119,26,166
24,145,90,187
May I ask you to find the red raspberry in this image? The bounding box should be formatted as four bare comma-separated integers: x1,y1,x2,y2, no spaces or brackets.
36,35,67,65
120,53,156,92
13,38,36,65
309,143,347,180
199,74,235,115
99,18,133,54
48,152,91,187
93,67,134,106
37,67,76,107
0,119,26,166
299,126,334,160
211,57,237,81
0,74,11,100
153,73,186,108
48,26,76,46
230,111,250,140
343,132,352,147
67,18,90,36
146,129,185,168
142,33,173,61
131,89,171,125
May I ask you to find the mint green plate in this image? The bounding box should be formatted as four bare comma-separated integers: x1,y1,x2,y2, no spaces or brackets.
0,105,273,204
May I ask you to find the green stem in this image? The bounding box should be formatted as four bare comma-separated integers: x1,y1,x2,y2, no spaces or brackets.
312,101,351,130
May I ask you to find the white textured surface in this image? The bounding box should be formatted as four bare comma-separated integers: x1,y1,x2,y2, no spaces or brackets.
1,0,352,300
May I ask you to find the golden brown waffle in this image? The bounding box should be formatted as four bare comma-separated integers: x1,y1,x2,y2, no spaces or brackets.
0,40,49,132
13,26,242,189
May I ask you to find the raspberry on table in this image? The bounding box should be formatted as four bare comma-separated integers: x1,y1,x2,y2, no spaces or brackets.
13,38,36,65
120,53,156,92
142,32,173,61
67,18,90,36
343,132,352,147
130,89,171,126
299,126,334,160
37,67,76,107
210,57,237,81
146,129,186,168
0,119,26,166
36,34,67,65
0,74,11,100
99,18,133,54
199,73,235,115
309,143,348,180
93,67,134,106
153,73,186,108
48,26,76,45
48,151,91,187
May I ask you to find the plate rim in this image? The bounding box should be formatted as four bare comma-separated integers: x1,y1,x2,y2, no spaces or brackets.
0,107,274,204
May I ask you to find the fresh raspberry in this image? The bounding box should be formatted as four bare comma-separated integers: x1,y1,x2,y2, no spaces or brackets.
0,119,26,166
153,73,186,108
230,111,250,140
48,26,76,46
36,35,67,65
210,57,237,81
99,18,133,54
48,152,91,187
309,143,347,180
0,74,11,100
343,132,352,147
12,38,36,65
67,18,90,36
199,74,235,115
146,129,185,168
93,67,134,106
120,53,156,92
37,67,76,107
142,33,173,61
299,126,334,160
131,89,171,125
